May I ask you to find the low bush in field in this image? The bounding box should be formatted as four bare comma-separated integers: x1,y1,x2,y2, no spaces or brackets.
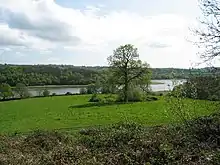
43,89,50,97
89,94,101,102
79,88,87,95
65,92,72,95
1,113,220,164
117,88,144,102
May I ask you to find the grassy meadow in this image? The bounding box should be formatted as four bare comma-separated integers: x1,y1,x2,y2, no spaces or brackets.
0,95,217,134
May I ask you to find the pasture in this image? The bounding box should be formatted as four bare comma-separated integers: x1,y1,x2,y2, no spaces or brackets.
0,95,217,134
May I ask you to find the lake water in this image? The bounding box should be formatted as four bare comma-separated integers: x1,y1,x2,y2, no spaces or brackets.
28,79,186,96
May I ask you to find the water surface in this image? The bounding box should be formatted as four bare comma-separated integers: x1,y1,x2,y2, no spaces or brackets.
27,79,185,96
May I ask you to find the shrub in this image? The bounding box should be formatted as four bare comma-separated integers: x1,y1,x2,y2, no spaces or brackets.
52,93,56,96
65,92,72,95
208,94,219,101
117,88,144,102
2,115,220,164
0,83,13,100
89,94,101,102
177,76,220,101
22,131,68,152
86,84,98,94
145,96,158,101
42,89,50,97
79,88,87,95
100,95,116,104
15,83,30,98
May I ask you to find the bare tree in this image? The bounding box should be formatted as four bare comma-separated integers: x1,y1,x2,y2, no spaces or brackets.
193,0,220,62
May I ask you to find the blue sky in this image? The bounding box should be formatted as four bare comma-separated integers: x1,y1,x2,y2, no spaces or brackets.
0,0,209,68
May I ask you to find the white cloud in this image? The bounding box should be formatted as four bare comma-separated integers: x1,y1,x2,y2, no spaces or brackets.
47,57,60,62
0,0,200,68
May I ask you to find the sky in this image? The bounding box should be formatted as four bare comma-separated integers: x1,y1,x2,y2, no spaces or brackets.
0,0,209,68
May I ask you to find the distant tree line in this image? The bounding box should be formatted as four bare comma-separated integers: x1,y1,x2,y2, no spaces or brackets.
0,64,98,86
0,64,217,87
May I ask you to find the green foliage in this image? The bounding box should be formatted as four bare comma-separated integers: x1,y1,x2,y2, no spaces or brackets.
86,83,98,94
89,94,101,102
0,83,13,100
100,95,117,104
174,76,220,101
0,64,217,87
0,64,97,86
65,92,72,95
14,83,30,98
42,89,50,97
97,70,118,94
117,87,144,102
108,44,151,102
79,88,87,95
2,114,220,164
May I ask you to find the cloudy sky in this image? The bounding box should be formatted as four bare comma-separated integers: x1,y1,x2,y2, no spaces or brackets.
0,0,207,68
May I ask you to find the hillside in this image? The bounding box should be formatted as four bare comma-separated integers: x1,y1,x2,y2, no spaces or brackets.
0,64,218,86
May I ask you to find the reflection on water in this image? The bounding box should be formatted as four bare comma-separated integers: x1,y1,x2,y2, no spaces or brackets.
28,79,186,96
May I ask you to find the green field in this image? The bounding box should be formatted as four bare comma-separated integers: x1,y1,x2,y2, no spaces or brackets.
0,95,217,134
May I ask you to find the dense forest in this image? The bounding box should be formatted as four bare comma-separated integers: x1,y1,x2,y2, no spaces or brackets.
0,64,218,86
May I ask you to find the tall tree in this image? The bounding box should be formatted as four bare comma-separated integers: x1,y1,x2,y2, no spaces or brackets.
0,83,13,100
15,83,30,98
108,44,151,102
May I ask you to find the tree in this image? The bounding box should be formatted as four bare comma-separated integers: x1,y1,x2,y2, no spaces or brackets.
108,44,151,102
191,0,220,100
43,88,50,97
79,88,87,94
0,83,13,100
15,83,30,98
193,0,220,62
86,83,99,94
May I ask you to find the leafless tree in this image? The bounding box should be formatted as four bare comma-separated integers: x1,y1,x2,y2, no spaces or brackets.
193,0,220,62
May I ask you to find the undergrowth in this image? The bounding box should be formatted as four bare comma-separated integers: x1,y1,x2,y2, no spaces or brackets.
1,113,220,164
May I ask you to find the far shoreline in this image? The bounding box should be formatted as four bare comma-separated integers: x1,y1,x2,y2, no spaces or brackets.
27,81,165,88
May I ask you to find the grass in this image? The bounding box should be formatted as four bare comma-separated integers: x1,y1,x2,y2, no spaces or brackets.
0,95,217,134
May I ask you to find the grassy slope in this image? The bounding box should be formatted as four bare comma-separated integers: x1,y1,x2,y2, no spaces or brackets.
0,95,217,133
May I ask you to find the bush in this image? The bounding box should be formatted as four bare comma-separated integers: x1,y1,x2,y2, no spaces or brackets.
15,83,30,98
42,89,50,97
177,76,220,101
79,88,87,95
117,88,144,102
22,131,69,152
0,83,13,100
89,94,101,102
52,93,56,96
145,96,158,101
100,95,116,104
65,92,72,95
86,84,98,94
3,114,220,164
208,94,219,101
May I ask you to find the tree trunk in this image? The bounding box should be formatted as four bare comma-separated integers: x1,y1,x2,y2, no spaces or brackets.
124,72,128,102
124,83,128,102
